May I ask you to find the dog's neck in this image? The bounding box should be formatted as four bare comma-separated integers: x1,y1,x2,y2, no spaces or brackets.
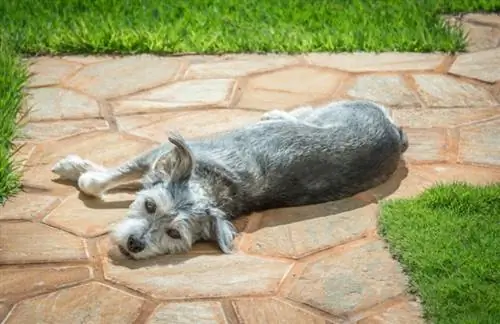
191,161,246,219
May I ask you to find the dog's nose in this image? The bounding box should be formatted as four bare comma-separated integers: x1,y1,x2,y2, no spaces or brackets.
127,235,145,253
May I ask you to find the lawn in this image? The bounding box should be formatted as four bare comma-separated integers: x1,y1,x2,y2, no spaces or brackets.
380,183,500,324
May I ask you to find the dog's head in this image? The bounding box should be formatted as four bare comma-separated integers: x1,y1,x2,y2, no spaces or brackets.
110,134,237,259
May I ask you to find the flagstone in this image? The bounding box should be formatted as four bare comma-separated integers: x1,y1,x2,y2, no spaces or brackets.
458,118,500,166
245,198,377,259
117,109,261,142
233,298,336,324
111,79,235,115
449,48,500,83
412,74,496,107
0,193,61,221
0,266,92,303
306,53,445,72
20,119,108,141
4,282,143,324
148,302,228,324
28,58,81,87
0,222,87,264
26,87,101,121
44,192,135,237
99,238,292,300
66,55,182,98
184,55,299,78
347,75,420,107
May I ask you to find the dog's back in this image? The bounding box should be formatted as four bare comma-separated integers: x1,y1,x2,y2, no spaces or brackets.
188,100,407,216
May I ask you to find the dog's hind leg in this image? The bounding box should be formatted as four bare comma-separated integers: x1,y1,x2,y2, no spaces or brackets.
260,105,313,122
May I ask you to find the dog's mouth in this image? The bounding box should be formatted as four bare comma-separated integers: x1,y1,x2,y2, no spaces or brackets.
118,245,135,260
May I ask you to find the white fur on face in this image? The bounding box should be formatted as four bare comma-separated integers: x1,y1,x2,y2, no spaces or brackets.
110,186,203,259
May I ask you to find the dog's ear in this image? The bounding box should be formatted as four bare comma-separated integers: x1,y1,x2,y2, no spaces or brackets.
208,209,237,253
152,132,194,182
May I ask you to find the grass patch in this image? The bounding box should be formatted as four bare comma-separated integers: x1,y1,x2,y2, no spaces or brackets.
0,43,29,203
1,0,500,55
0,1,499,200
380,183,500,324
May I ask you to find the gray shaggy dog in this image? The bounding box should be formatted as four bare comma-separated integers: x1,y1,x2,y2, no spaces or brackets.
52,100,408,260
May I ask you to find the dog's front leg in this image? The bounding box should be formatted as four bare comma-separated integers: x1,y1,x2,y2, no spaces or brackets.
52,155,107,181
53,144,169,198
77,144,172,197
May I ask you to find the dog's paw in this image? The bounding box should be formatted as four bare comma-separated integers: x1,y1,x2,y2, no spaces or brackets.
260,109,291,121
52,155,92,181
78,171,110,197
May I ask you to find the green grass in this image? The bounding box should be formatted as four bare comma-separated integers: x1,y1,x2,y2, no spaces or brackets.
1,0,500,55
0,43,29,203
380,183,500,324
0,0,499,201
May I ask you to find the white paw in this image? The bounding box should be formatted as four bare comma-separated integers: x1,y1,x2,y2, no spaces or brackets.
52,155,93,181
260,110,290,121
78,171,110,197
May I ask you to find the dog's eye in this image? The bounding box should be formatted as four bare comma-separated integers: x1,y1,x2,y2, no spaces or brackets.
166,228,181,239
144,198,157,214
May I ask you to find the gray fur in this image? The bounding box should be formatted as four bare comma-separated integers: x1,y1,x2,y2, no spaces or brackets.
52,100,408,259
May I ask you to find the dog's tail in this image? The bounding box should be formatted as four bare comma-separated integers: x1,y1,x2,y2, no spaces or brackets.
398,127,409,153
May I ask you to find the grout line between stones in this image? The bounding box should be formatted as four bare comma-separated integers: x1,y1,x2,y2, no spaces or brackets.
97,99,118,131
133,299,159,324
435,55,456,73
445,128,460,163
401,73,427,109
221,300,241,324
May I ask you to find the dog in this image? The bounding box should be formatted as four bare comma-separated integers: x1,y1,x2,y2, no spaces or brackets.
52,100,408,259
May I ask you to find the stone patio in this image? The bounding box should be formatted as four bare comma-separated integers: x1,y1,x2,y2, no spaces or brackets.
1,13,500,324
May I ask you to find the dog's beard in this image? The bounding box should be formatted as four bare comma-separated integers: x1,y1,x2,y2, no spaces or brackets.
110,216,198,259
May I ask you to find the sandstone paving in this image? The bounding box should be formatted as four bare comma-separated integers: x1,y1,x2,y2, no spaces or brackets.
450,48,500,83
0,193,61,221
99,237,293,300
346,75,420,108
287,240,407,315
26,87,102,121
412,74,497,107
444,13,500,52
148,302,228,324
233,298,339,324
402,128,449,163
19,119,109,142
65,55,182,98
43,191,136,237
392,107,500,128
356,300,424,324
111,79,235,115
116,109,262,142
28,57,82,88
237,67,346,110
3,282,144,324
0,266,93,303
458,118,500,166
306,52,446,72
0,222,87,264
2,44,500,322
244,198,378,259
184,55,300,79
